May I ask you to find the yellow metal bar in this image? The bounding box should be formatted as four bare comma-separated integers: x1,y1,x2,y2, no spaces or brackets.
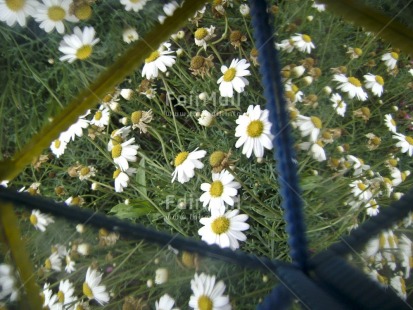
0,0,209,182
319,0,413,55
0,203,43,310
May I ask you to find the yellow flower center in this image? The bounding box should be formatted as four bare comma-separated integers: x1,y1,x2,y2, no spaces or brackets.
83,282,94,299
76,45,92,60
247,120,264,137
174,151,189,166
94,111,102,120
230,30,242,42
354,48,363,56
390,119,396,126
45,258,52,270
391,52,399,60
71,196,81,205
57,291,65,303
131,111,143,124
112,144,122,158
74,4,92,20
209,180,224,197
361,107,370,117
375,75,384,85
52,139,62,150
290,109,298,120
30,214,38,225
310,116,322,129
285,91,295,101
348,77,361,87
401,172,407,182
145,50,160,63
388,158,398,167
130,0,141,3
291,84,299,93
112,135,123,146
405,136,413,145
47,6,66,21
211,216,230,234
191,56,205,69
113,169,121,179
371,136,381,145
302,34,312,43
181,251,195,268
5,0,25,11
80,167,90,176
195,28,208,40
198,295,213,310
357,183,367,191
209,151,225,167
223,67,236,82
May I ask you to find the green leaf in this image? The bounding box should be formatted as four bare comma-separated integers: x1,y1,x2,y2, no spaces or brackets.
109,200,154,219
300,175,324,191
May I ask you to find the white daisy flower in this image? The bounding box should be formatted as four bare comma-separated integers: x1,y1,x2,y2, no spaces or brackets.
56,279,76,307
107,126,131,151
275,38,295,53
131,110,153,133
83,267,109,305
381,52,399,70
120,0,149,12
294,115,322,142
189,273,231,310
90,105,110,127
333,74,368,101
393,133,413,156
45,252,62,272
113,167,137,192
384,114,397,133
156,294,176,310
171,148,206,184
312,1,325,12
364,73,384,97
390,167,410,186
30,209,54,232
234,105,273,158
330,93,347,117
198,209,249,250
60,110,90,142
158,0,179,23
0,264,18,301
78,165,96,181
365,199,379,216
65,255,76,273
34,0,78,34
298,141,326,162
349,180,372,202
284,81,304,104
239,3,249,16
398,235,412,278
50,138,68,158
155,268,169,285
199,170,240,213
42,283,59,309
291,33,315,54
346,155,370,176
59,26,100,63
217,58,250,98
194,26,216,50
111,138,139,171
122,27,139,43
142,42,176,80
0,0,38,27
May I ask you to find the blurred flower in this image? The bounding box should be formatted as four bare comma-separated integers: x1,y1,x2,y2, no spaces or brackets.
83,267,109,305
199,170,240,213
50,138,68,158
34,0,78,34
56,279,76,307
189,273,231,310
142,42,176,80
0,264,18,301
384,114,397,133
30,209,54,232
365,199,379,216
198,209,249,250
235,105,273,158
131,110,153,133
0,0,38,27
381,52,398,70
171,148,206,184
45,252,62,272
60,110,90,142
298,141,326,162
78,165,96,181
393,133,413,156
120,88,134,100
59,26,100,63
158,0,179,23
123,27,139,43
275,38,295,53
294,115,322,142
155,294,176,310
197,110,215,127
107,126,131,152
291,33,315,53
217,58,250,97
155,268,169,285
113,167,137,192
120,0,149,12
240,3,249,16
330,93,347,117
349,180,372,201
